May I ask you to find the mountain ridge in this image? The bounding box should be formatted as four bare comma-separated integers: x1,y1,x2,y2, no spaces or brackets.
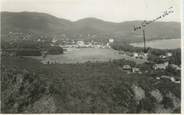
1,11,181,42
1,11,181,23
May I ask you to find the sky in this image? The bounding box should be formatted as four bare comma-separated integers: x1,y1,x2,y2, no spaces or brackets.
1,0,181,22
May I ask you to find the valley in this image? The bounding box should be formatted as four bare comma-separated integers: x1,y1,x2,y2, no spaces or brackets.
0,11,181,113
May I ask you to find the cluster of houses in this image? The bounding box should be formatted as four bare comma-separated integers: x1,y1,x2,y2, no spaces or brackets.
153,62,181,71
118,51,148,60
5,31,115,49
121,65,142,74
52,38,114,49
133,52,148,59
121,50,180,72
153,61,169,70
152,52,181,71
119,50,181,75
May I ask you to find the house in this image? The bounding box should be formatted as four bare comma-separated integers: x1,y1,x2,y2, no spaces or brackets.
153,61,169,70
122,65,132,74
133,52,139,58
123,65,131,70
77,41,85,47
166,52,172,57
170,77,175,82
52,38,57,43
131,67,141,73
173,78,181,84
136,52,148,59
109,38,114,43
16,74,24,84
143,53,148,57
159,55,167,59
87,43,93,47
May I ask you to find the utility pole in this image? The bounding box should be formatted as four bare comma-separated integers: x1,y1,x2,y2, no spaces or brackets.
142,29,146,53
133,6,174,53
134,25,147,53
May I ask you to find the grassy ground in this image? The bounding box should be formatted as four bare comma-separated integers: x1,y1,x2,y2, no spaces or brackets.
1,56,181,113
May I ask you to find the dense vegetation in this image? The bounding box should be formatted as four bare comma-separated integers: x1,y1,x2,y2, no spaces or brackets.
111,41,144,53
1,56,180,113
147,48,181,66
47,46,64,55
15,49,42,56
1,38,63,56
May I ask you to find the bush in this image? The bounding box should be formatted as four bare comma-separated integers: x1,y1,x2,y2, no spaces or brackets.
16,49,41,56
48,46,63,55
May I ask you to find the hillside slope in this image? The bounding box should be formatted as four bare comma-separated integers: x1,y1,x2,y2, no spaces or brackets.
1,12,181,42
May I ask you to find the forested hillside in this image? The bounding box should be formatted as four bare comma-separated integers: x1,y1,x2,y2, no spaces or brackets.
1,12,181,42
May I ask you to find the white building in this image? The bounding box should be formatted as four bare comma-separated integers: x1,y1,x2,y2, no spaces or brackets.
131,67,141,73
166,52,172,57
109,38,114,43
159,55,167,59
123,65,131,70
133,52,139,57
106,43,110,47
153,62,169,70
77,41,85,47
52,38,57,43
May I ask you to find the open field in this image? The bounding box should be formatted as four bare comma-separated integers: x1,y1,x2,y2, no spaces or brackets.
27,48,146,64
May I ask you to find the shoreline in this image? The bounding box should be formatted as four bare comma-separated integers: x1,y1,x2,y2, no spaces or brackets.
130,38,181,49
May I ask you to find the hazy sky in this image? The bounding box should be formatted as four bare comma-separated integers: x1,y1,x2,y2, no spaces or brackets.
1,0,181,22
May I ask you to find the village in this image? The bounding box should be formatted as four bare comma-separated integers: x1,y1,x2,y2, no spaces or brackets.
3,31,115,49
51,38,114,49
1,31,181,86
41,37,182,85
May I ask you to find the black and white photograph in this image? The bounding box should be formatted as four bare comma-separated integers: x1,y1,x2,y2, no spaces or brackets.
0,0,182,113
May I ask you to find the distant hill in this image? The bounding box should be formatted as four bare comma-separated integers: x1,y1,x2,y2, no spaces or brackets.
1,11,181,42
1,12,72,35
